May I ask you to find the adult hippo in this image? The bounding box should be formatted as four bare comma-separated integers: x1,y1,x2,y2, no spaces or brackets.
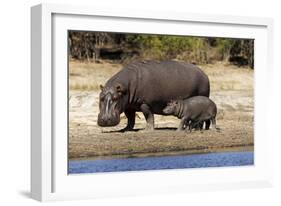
97,60,210,131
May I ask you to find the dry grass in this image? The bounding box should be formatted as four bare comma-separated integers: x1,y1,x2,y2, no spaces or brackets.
200,62,254,91
69,60,122,91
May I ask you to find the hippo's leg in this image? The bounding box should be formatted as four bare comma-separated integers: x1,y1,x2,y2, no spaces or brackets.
189,123,192,132
122,110,136,131
205,119,211,130
140,104,154,130
211,117,217,130
189,121,194,132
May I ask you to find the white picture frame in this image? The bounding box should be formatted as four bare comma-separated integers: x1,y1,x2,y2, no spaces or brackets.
31,3,274,202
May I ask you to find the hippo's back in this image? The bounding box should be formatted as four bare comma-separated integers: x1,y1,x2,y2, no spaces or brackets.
124,60,210,113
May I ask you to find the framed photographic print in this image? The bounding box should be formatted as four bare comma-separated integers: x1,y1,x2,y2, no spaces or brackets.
31,3,274,201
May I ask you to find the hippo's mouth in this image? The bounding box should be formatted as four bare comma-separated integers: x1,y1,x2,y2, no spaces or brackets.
97,120,120,127
162,109,168,114
97,113,121,127
163,108,173,115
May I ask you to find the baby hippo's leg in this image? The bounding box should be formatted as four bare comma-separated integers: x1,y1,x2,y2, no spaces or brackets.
211,117,220,131
184,119,190,130
199,121,204,131
205,119,211,130
195,122,203,131
189,121,195,132
190,120,201,132
177,117,188,131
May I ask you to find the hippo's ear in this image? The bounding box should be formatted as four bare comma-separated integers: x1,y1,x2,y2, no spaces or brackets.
116,83,126,95
99,84,104,91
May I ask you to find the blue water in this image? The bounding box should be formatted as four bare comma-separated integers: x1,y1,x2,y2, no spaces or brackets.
68,151,253,174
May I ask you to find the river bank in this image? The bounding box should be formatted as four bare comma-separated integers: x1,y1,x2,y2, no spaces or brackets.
68,61,254,160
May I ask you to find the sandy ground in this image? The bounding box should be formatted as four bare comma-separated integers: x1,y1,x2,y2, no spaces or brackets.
68,61,254,160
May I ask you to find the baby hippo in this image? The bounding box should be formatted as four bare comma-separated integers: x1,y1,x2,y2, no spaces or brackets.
163,96,217,132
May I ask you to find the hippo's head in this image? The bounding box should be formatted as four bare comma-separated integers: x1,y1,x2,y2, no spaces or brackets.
97,83,127,127
163,100,179,115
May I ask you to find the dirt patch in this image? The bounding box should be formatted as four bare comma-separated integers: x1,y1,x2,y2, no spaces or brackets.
68,61,254,160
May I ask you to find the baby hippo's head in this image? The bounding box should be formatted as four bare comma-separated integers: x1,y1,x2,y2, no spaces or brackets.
163,100,179,115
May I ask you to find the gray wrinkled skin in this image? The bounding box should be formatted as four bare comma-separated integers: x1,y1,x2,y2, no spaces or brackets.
163,96,217,132
97,60,210,131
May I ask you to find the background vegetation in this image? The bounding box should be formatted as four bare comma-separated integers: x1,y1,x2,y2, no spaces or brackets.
69,31,254,68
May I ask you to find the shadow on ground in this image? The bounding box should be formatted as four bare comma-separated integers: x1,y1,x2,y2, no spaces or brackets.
101,127,178,133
